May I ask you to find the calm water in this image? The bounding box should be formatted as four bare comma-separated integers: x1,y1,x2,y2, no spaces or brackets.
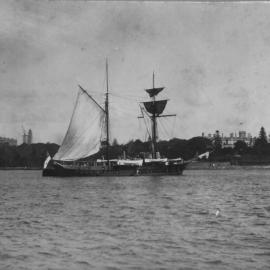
0,170,270,270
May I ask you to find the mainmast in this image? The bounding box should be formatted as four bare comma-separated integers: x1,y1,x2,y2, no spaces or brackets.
152,72,157,159
105,59,110,165
140,73,176,159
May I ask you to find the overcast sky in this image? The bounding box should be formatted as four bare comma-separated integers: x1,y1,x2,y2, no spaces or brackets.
1,1,270,144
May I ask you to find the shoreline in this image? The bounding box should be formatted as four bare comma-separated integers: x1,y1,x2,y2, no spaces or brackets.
0,167,41,170
186,161,270,170
186,167,270,170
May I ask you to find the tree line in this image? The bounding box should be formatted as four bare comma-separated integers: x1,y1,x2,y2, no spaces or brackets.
0,138,211,168
0,126,269,168
0,143,58,168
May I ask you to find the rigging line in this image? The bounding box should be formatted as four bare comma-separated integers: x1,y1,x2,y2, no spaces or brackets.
156,118,165,139
160,116,171,133
110,91,146,99
139,105,151,123
165,116,176,138
109,100,138,107
138,117,144,141
110,107,139,115
175,115,188,133
171,116,176,138
110,92,146,101
110,101,141,112
141,110,152,141
78,85,105,112
84,88,105,97
111,106,138,115
109,105,139,113
144,132,148,142
139,104,152,140
138,105,151,120
157,118,171,139
109,106,140,117
110,95,144,103
159,116,175,139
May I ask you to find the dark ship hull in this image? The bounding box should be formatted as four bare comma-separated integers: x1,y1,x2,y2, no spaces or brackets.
43,160,186,177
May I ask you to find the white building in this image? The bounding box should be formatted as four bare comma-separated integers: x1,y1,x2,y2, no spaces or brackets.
202,130,255,148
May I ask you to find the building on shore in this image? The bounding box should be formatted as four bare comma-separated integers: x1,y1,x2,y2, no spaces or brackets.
23,129,33,145
202,130,255,148
0,136,17,146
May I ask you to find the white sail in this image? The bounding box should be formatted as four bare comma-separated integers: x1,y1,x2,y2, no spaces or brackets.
54,87,105,161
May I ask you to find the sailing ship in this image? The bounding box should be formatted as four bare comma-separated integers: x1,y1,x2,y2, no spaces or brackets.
42,62,187,177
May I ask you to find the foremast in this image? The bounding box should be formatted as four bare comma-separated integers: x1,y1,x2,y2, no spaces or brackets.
105,59,110,165
141,73,176,159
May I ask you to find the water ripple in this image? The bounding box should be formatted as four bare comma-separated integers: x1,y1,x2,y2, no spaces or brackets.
0,170,269,269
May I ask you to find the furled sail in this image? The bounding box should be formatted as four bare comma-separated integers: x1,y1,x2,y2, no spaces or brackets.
145,87,164,97
54,87,105,161
143,100,168,116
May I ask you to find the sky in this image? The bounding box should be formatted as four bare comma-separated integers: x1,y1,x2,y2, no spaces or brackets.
1,1,270,144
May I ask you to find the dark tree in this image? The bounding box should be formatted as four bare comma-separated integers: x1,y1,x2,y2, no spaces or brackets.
254,126,268,154
259,127,268,144
234,140,248,154
187,136,212,156
166,138,189,159
126,139,148,157
213,130,222,152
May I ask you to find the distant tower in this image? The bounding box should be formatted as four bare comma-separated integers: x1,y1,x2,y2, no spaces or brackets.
22,125,27,144
27,129,32,144
23,132,27,144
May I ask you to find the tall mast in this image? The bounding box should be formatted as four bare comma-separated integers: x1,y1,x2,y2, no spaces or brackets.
139,73,176,159
152,72,157,159
105,59,109,164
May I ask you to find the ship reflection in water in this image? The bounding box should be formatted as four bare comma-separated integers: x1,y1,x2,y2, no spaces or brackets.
0,170,269,269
